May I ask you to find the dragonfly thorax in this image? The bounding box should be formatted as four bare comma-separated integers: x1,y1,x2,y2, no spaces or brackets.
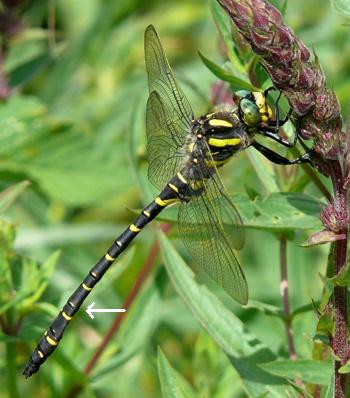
198,111,252,168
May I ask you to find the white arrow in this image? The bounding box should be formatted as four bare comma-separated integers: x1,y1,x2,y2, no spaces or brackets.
86,302,126,319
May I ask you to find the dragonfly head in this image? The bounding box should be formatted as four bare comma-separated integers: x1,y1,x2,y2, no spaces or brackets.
234,90,273,128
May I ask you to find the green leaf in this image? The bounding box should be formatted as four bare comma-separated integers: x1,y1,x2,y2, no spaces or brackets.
331,0,350,19
338,358,350,374
259,359,333,385
92,286,161,379
158,192,323,232
128,95,156,203
246,149,279,193
246,300,283,317
209,0,245,73
0,181,30,214
291,302,315,318
17,251,60,312
0,95,129,206
198,52,256,92
51,349,88,384
9,52,52,88
159,232,298,397
329,260,350,287
158,347,197,398
281,0,288,16
322,379,334,398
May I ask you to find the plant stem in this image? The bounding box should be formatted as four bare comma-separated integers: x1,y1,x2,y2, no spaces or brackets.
333,238,348,398
279,236,297,360
4,308,20,398
65,223,171,398
328,161,348,398
6,340,20,398
48,0,56,51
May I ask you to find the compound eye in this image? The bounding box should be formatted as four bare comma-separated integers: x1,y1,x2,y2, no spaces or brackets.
235,89,251,99
240,98,261,126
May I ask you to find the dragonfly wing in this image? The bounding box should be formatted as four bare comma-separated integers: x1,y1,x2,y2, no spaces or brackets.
144,25,194,189
178,142,248,304
144,25,194,131
146,91,185,189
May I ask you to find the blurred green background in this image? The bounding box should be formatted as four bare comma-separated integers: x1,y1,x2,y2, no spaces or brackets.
0,0,349,397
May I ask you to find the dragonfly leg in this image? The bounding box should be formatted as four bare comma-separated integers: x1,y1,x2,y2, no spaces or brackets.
251,141,314,166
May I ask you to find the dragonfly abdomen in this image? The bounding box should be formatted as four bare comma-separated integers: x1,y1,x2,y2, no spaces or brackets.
23,183,182,377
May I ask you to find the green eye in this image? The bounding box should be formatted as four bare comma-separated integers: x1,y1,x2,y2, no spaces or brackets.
235,89,251,98
240,98,261,126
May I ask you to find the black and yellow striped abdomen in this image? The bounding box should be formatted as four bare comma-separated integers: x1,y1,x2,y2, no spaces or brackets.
23,180,186,377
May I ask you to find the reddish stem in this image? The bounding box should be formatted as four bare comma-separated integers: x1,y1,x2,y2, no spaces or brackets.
279,236,297,361
328,161,349,398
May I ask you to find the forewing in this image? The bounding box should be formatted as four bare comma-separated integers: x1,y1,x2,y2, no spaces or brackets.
146,91,185,189
178,142,247,304
144,25,193,139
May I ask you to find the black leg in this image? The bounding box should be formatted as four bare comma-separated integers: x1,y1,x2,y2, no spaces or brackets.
259,88,295,146
263,86,276,98
258,128,295,148
252,141,313,166
266,107,292,128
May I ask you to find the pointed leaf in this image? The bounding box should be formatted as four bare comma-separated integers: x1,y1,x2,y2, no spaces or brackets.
246,300,283,317
198,52,256,92
158,192,323,232
209,0,245,73
246,149,279,193
331,0,350,19
260,360,332,385
0,181,30,214
17,251,60,312
158,348,197,398
159,232,298,397
338,359,350,374
329,261,350,287
303,230,346,247
92,286,161,379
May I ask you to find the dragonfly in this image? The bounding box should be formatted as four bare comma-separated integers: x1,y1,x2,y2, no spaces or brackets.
23,25,311,378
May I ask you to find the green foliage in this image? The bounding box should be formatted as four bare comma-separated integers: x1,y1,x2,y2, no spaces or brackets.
259,359,333,385
0,1,347,397
158,347,197,398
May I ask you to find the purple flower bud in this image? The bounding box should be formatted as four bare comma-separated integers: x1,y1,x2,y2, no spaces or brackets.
320,195,349,233
217,0,343,159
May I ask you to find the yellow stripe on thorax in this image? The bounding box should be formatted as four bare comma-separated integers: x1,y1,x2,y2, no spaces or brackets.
208,137,241,147
177,172,187,184
208,119,233,128
168,183,179,193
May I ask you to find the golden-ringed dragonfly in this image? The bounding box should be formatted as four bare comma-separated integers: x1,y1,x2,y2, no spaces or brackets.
23,25,311,378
